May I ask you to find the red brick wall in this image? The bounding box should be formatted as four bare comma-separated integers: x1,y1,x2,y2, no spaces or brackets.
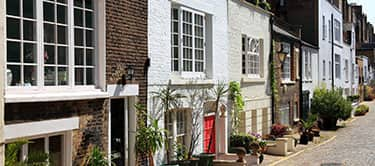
274,40,301,125
106,0,148,106
5,99,109,165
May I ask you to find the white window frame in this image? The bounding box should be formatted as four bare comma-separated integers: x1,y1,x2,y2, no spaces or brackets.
281,43,291,82
328,19,331,42
171,6,206,78
345,59,349,82
335,54,341,79
323,15,326,40
6,132,72,166
243,35,261,78
329,61,332,80
323,60,326,80
4,0,106,101
334,19,341,42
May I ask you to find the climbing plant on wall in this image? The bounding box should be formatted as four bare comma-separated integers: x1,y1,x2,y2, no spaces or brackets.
229,81,245,134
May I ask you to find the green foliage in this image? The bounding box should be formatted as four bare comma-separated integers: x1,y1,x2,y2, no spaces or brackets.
229,133,255,154
355,104,369,116
152,85,186,113
259,1,271,11
85,146,111,166
229,81,244,134
5,140,28,166
5,140,50,166
311,87,352,121
135,117,166,157
347,95,360,102
174,143,188,161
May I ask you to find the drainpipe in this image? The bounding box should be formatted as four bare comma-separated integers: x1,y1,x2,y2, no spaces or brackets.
299,40,303,120
331,14,335,89
270,16,275,124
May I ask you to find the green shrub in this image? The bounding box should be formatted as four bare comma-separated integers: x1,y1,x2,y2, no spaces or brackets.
347,95,360,102
229,133,255,154
355,104,369,116
311,87,352,128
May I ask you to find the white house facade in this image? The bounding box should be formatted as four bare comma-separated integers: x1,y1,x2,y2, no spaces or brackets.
301,45,319,105
148,0,229,164
318,0,344,90
227,0,272,136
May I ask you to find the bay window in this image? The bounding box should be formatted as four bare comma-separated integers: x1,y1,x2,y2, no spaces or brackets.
171,7,205,75
6,0,96,87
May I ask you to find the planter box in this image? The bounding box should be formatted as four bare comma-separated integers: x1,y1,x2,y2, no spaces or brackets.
265,138,289,156
283,135,297,152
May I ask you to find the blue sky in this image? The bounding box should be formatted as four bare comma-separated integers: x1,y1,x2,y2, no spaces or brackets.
348,0,375,25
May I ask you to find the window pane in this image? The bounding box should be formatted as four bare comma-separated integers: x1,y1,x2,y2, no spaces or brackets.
23,20,36,41
75,48,84,65
7,41,20,62
24,43,37,63
57,26,67,44
86,68,94,85
74,9,83,26
58,67,68,85
7,65,21,86
85,11,93,28
86,49,93,66
44,45,55,64
58,46,67,65
43,2,55,22
6,0,20,16
86,30,93,47
28,138,45,154
74,28,83,46
45,66,56,86
75,68,84,85
23,0,36,19
24,65,37,86
74,0,83,7
49,136,63,166
44,23,55,43
57,5,67,24
85,0,93,9
7,18,20,39
57,0,67,4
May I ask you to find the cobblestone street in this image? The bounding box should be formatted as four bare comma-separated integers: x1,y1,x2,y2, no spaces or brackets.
277,101,375,166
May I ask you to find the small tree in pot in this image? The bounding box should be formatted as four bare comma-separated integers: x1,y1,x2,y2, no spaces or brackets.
311,87,352,130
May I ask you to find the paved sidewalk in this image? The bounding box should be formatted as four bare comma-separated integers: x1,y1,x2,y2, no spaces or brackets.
274,101,375,166
261,130,336,166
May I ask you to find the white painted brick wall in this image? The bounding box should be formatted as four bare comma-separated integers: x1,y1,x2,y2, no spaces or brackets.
148,0,229,164
228,0,272,135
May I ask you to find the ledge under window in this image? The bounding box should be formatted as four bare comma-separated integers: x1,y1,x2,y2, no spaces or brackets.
241,77,266,84
281,80,296,85
5,87,108,103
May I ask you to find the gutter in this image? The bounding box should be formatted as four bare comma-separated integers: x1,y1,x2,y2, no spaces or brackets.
331,14,335,89
270,15,275,124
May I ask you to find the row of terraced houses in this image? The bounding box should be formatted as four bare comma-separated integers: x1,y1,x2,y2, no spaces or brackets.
0,0,374,165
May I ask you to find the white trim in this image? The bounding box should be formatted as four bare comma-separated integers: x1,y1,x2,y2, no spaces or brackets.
107,84,139,97
5,87,108,103
4,117,79,140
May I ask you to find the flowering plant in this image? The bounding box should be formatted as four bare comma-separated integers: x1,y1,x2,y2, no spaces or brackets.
270,123,289,138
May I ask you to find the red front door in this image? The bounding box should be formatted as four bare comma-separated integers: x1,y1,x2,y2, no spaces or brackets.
204,115,215,153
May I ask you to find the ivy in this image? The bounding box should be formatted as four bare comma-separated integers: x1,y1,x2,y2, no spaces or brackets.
229,81,245,134
271,40,280,122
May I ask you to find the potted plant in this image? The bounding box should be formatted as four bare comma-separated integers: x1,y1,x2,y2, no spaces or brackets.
311,87,352,130
300,119,314,144
259,141,267,153
135,117,166,166
270,123,288,138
